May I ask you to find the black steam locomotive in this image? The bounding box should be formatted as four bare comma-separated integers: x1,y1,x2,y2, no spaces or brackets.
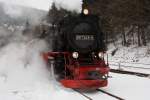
43,9,109,89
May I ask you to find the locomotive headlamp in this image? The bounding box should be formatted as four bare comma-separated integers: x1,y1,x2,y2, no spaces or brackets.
83,9,89,15
72,52,79,59
98,52,104,58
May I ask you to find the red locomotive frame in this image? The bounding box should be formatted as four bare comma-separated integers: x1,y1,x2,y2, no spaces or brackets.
43,51,109,89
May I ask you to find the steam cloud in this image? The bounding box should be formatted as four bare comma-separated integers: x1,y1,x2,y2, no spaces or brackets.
0,0,51,96
53,0,82,13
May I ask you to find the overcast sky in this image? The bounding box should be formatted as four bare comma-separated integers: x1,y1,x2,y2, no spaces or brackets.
0,0,81,12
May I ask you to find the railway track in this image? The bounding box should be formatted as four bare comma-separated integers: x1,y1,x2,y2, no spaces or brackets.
96,89,125,100
73,89,92,100
110,69,150,77
74,89,124,100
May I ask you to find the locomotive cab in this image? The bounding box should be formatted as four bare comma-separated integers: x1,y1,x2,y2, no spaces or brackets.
43,13,109,90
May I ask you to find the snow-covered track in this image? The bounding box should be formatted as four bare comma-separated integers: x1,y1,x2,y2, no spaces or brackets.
73,89,124,100
96,89,125,100
73,89,93,100
110,69,150,77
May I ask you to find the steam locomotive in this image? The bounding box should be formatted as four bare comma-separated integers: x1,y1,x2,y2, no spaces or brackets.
43,9,109,89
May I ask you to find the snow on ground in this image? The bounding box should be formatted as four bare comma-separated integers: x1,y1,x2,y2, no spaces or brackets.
75,72,150,100
107,73,150,100
107,44,150,64
107,43,150,74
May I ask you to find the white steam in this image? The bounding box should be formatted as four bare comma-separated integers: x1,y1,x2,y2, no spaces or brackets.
0,30,49,85
0,27,73,100
0,28,56,100
53,0,82,13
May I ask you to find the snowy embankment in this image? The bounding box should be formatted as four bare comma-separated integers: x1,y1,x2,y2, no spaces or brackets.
107,44,150,74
